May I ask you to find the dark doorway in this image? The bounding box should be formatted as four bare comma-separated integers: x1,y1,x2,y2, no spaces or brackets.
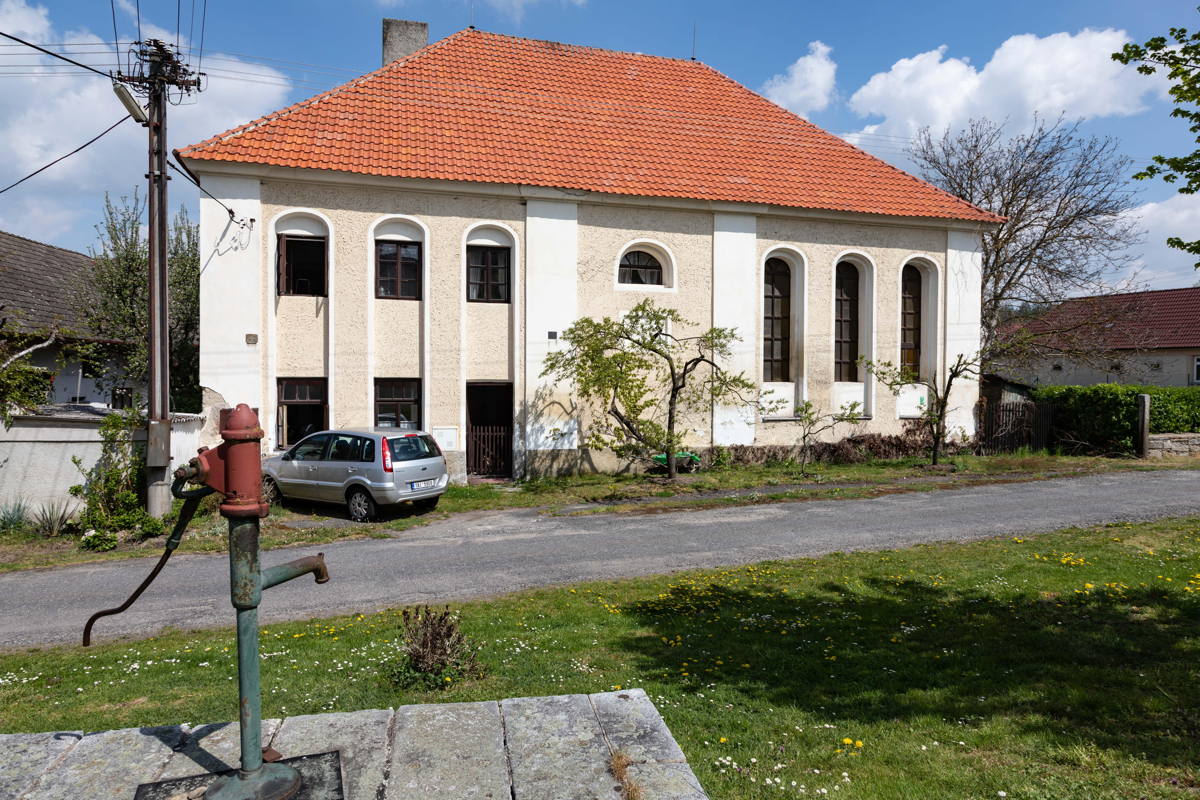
277,378,328,447
466,382,513,477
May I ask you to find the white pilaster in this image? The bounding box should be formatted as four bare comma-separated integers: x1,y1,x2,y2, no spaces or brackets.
524,199,579,452
198,174,262,412
945,229,983,437
712,213,758,445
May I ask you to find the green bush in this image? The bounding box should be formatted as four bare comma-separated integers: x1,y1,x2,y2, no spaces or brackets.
79,528,118,551
384,606,482,690
1031,384,1200,453
69,410,155,535
0,500,29,535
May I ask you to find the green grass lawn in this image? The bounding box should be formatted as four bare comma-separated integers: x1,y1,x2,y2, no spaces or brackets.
3,516,1199,799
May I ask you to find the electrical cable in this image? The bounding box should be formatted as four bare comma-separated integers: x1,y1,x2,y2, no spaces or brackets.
109,0,120,64
134,0,142,43
168,157,253,228
197,0,208,73
0,31,112,78
0,115,130,196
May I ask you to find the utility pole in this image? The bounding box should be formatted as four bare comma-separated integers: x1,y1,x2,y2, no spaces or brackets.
116,40,201,517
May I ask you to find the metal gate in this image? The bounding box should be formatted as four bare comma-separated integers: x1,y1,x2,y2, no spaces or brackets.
467,424,512,476
978,401,1053,455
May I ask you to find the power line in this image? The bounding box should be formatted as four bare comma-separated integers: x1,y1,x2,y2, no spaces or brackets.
167,158,252,228
0,115,130,195
197,0,208,73
0,30,112,78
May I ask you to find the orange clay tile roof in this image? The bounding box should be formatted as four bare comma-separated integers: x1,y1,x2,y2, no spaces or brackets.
179,29,1001,224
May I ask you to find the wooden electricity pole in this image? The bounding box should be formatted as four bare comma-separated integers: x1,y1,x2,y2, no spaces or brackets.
116,40,200,517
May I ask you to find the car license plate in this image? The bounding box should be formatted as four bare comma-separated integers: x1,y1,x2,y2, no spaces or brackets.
410,479,436,490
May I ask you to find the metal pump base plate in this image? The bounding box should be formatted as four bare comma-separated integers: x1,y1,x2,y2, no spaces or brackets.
133,751,343,800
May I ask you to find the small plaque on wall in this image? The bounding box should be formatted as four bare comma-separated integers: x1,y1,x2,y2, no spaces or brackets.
432,426,459,451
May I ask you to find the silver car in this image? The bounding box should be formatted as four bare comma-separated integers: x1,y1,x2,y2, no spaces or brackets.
262,429,448,522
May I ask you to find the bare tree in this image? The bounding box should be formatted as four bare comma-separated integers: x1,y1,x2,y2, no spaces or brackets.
909,117,1143,365
790,401,862,477
862,354,980,466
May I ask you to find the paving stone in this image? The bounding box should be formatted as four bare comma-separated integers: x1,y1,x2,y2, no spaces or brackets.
0,731,81,799
388,701,509,800
19,725,184,800
627,761,709,800
270,708,391,800
589,690,686,764
156,718,282,780
502,693,616,800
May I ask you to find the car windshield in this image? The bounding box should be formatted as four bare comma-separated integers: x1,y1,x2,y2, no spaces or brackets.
388,434,441,462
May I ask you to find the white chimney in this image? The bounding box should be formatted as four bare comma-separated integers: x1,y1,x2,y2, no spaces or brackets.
383,19,428,65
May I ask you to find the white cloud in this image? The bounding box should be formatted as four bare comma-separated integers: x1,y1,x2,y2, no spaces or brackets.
1121,193,1200,289
847,28,1157,143
0,0,292,252
760,41,837,119
377,0,585,21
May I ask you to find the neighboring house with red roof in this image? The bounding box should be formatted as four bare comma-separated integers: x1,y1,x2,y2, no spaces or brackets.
1003,286,1200,388
179,20,999,480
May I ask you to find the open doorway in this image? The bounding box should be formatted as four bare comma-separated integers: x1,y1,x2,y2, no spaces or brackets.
466,382,513,477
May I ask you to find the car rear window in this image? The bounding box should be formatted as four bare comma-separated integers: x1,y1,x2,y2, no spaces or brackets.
388,434,442,462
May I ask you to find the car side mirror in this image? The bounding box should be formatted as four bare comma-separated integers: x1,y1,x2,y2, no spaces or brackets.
281,452,293,461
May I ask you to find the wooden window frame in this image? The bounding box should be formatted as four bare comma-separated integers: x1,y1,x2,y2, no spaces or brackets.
762,258,791,382
375,378,421,430
618,250,664,286
900,264,922,379
834,262,860,382
276,378,329,447
466,245,511,303
276,234,328,297
375,240,422,300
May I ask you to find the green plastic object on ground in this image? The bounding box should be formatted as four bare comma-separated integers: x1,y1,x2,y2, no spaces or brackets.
651,451,701,472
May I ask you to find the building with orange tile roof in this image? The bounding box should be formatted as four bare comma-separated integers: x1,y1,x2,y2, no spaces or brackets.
180,20,998,479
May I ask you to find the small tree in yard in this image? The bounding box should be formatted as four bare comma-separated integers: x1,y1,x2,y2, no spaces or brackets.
861,354,980,466
791,400,862,477
541,299,757,480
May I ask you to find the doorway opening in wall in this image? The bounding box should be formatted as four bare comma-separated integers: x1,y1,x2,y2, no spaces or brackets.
466,382,513,477
277,378,328,447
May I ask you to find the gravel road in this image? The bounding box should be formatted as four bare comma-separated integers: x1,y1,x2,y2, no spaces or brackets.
2,469,1196,649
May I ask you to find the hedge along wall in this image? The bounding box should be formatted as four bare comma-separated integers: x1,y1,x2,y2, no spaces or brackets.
1030,385,1200,454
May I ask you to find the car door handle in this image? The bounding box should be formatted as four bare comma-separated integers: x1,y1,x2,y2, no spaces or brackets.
346,467,357,474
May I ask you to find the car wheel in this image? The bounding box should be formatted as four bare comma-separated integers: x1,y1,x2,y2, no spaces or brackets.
346,487,377,523
262,476,281,506
413,496,440,513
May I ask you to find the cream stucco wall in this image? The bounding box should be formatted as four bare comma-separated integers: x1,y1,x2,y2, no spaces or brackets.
1011,349,1200,388
197,165,986,479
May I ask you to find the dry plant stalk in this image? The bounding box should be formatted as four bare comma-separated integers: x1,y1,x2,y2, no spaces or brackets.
608,750,644,800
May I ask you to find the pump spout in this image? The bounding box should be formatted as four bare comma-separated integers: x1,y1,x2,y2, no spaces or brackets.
262,553,330,590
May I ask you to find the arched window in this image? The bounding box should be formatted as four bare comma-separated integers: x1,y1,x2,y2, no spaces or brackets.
466,226,513,303
374,218,423,300
276,214,328,297
618,250,663,285
763,257,790,382
900,264,922,377
834,262,860,381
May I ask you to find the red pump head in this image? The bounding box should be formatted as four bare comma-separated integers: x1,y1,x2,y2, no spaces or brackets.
193,404,270,519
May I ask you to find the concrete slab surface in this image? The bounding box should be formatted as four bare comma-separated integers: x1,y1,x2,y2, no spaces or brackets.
1,689,706,800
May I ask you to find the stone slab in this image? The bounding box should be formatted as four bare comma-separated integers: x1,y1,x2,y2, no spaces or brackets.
156,718,282,780
388,701,509,800
0,731,81,799
20,725,184,800
502,693,616,800
590,689,686,763
133,750,343,800
627,761,709,800
270,708,391,800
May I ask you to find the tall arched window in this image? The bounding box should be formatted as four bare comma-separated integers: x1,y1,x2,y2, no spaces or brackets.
901,264,922,378
276,214,328,297
763,258,791,382
834,262,860,381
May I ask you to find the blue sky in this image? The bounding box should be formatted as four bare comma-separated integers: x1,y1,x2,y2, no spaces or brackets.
1,0,1197,288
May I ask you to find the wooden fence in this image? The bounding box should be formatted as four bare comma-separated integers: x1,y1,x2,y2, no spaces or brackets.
977,401,1053,455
